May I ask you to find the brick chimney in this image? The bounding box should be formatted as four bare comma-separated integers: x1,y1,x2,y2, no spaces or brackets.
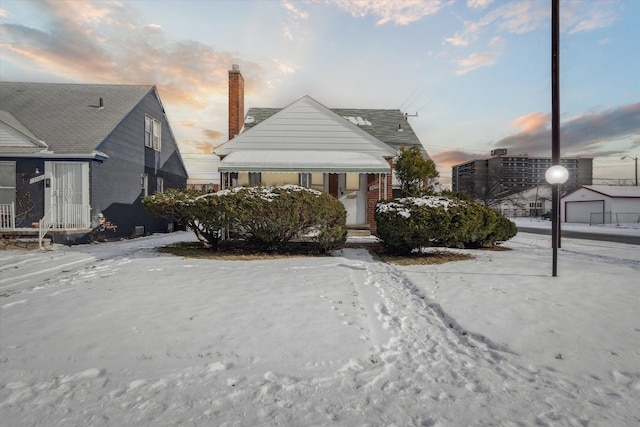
228,64,244,140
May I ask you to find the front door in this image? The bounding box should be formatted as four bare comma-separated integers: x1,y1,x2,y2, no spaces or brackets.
46,162,90,228
338,173,366,225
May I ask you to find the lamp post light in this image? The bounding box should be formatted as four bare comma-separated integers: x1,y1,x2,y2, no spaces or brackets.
620,156,638,186
546,165,569,277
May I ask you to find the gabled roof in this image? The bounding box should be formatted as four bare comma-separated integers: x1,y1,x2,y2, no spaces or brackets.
215,96,397,173
578,185,640,198
241,101,427,158
216,95,398,157
0,82,154,156
0,110,51,155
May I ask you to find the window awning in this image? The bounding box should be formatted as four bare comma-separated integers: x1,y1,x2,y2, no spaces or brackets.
218,150,391,173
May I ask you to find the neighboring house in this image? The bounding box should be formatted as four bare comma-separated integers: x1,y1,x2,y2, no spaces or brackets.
0,82,187,243
214,66,431,233
183,153,220,192
495,186,552,218
561,185,640,224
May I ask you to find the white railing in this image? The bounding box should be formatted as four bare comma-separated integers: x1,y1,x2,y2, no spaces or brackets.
0,202,16,230
51,204,91,230
39,204,91,249
39,208,53,249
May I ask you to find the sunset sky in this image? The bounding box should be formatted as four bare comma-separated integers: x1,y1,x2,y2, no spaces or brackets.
1,0,639,186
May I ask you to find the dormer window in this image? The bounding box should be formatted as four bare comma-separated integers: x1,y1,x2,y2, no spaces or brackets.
145,114,162,151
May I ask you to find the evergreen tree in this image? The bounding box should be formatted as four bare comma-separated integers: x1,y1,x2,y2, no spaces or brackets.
395,146,439,197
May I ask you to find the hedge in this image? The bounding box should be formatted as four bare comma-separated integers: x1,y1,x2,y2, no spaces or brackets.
375,196,517,254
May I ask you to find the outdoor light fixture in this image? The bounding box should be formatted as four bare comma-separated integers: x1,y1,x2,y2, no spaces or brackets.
546,164,568,277
620,156,638,186
545,165,569,185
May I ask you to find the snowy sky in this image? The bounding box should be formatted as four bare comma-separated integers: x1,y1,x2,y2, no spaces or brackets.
1,0,639,186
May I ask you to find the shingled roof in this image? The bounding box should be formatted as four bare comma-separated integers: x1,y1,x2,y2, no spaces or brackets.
243,102,428,158
0,82,155,156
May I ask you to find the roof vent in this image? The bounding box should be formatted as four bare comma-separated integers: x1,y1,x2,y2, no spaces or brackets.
99,97,104,108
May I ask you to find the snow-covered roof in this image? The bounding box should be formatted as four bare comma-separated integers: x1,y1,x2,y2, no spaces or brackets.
216,96,397,173
218,150,391,173
582,185,640,198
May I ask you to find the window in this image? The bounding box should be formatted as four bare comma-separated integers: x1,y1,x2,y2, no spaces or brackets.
142,174,148,197
248,173,261,186
156,177,164,194
145,114,161,151
0,161,16,206
299,173,324,191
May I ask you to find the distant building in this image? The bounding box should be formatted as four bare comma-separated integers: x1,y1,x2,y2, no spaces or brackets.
451,149,592,199
183,153,220,191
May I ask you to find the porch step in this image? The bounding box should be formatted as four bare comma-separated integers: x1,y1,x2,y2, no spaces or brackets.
1,237,51,250
347,229,372,237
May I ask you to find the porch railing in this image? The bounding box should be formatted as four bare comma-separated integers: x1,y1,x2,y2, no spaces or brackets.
0,202,16,230
39,208,53,249
39,204,91,249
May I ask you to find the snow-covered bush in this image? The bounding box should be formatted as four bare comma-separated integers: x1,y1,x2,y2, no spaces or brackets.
228,185,346,252
375,195,516,253
144,186,347,253
143,189,232,250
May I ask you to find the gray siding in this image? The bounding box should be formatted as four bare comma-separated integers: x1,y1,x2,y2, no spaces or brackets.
91,91,187,237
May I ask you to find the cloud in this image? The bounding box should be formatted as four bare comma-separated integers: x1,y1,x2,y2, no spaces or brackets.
511,112,551,133
568,9,617,34
446,1,548,47
447,0,619,48
430,149,482,168
327,0,446,26
467,0,494,9
281,0,309,20
454,52,497,75
563,1,618,35
203,129,225,140
0,0,265,108
0,0,274,149
280,0,309,41
180,140,218,155
493,102,640,156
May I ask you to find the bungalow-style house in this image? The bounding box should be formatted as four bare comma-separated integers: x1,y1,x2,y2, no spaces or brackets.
0,82,188,244
214,66,431,233
561,185,640,224
495,186,552,218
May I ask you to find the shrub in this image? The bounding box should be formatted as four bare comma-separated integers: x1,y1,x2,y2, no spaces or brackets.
143,189,232,250
375,195,516,253
228,185,346,252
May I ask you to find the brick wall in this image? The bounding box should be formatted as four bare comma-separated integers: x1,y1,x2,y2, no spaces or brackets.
366,159,394,235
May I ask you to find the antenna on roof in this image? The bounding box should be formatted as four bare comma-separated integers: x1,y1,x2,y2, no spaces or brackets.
403,112,418,120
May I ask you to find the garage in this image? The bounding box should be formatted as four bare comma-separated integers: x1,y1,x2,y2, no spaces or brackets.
561,185,640,224
565,200,604,223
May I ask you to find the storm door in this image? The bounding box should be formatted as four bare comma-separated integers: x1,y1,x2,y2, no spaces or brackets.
47,162,90,228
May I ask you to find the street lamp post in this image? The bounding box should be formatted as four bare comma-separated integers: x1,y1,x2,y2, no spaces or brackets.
546,165,569,277
620,156,638,186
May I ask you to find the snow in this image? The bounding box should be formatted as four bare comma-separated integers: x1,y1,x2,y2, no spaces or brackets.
1,226,639,426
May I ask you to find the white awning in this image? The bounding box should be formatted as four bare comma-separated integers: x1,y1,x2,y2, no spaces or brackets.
218,150,391,173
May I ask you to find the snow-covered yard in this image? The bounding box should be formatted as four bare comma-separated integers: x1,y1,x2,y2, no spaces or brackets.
1,223,639,426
